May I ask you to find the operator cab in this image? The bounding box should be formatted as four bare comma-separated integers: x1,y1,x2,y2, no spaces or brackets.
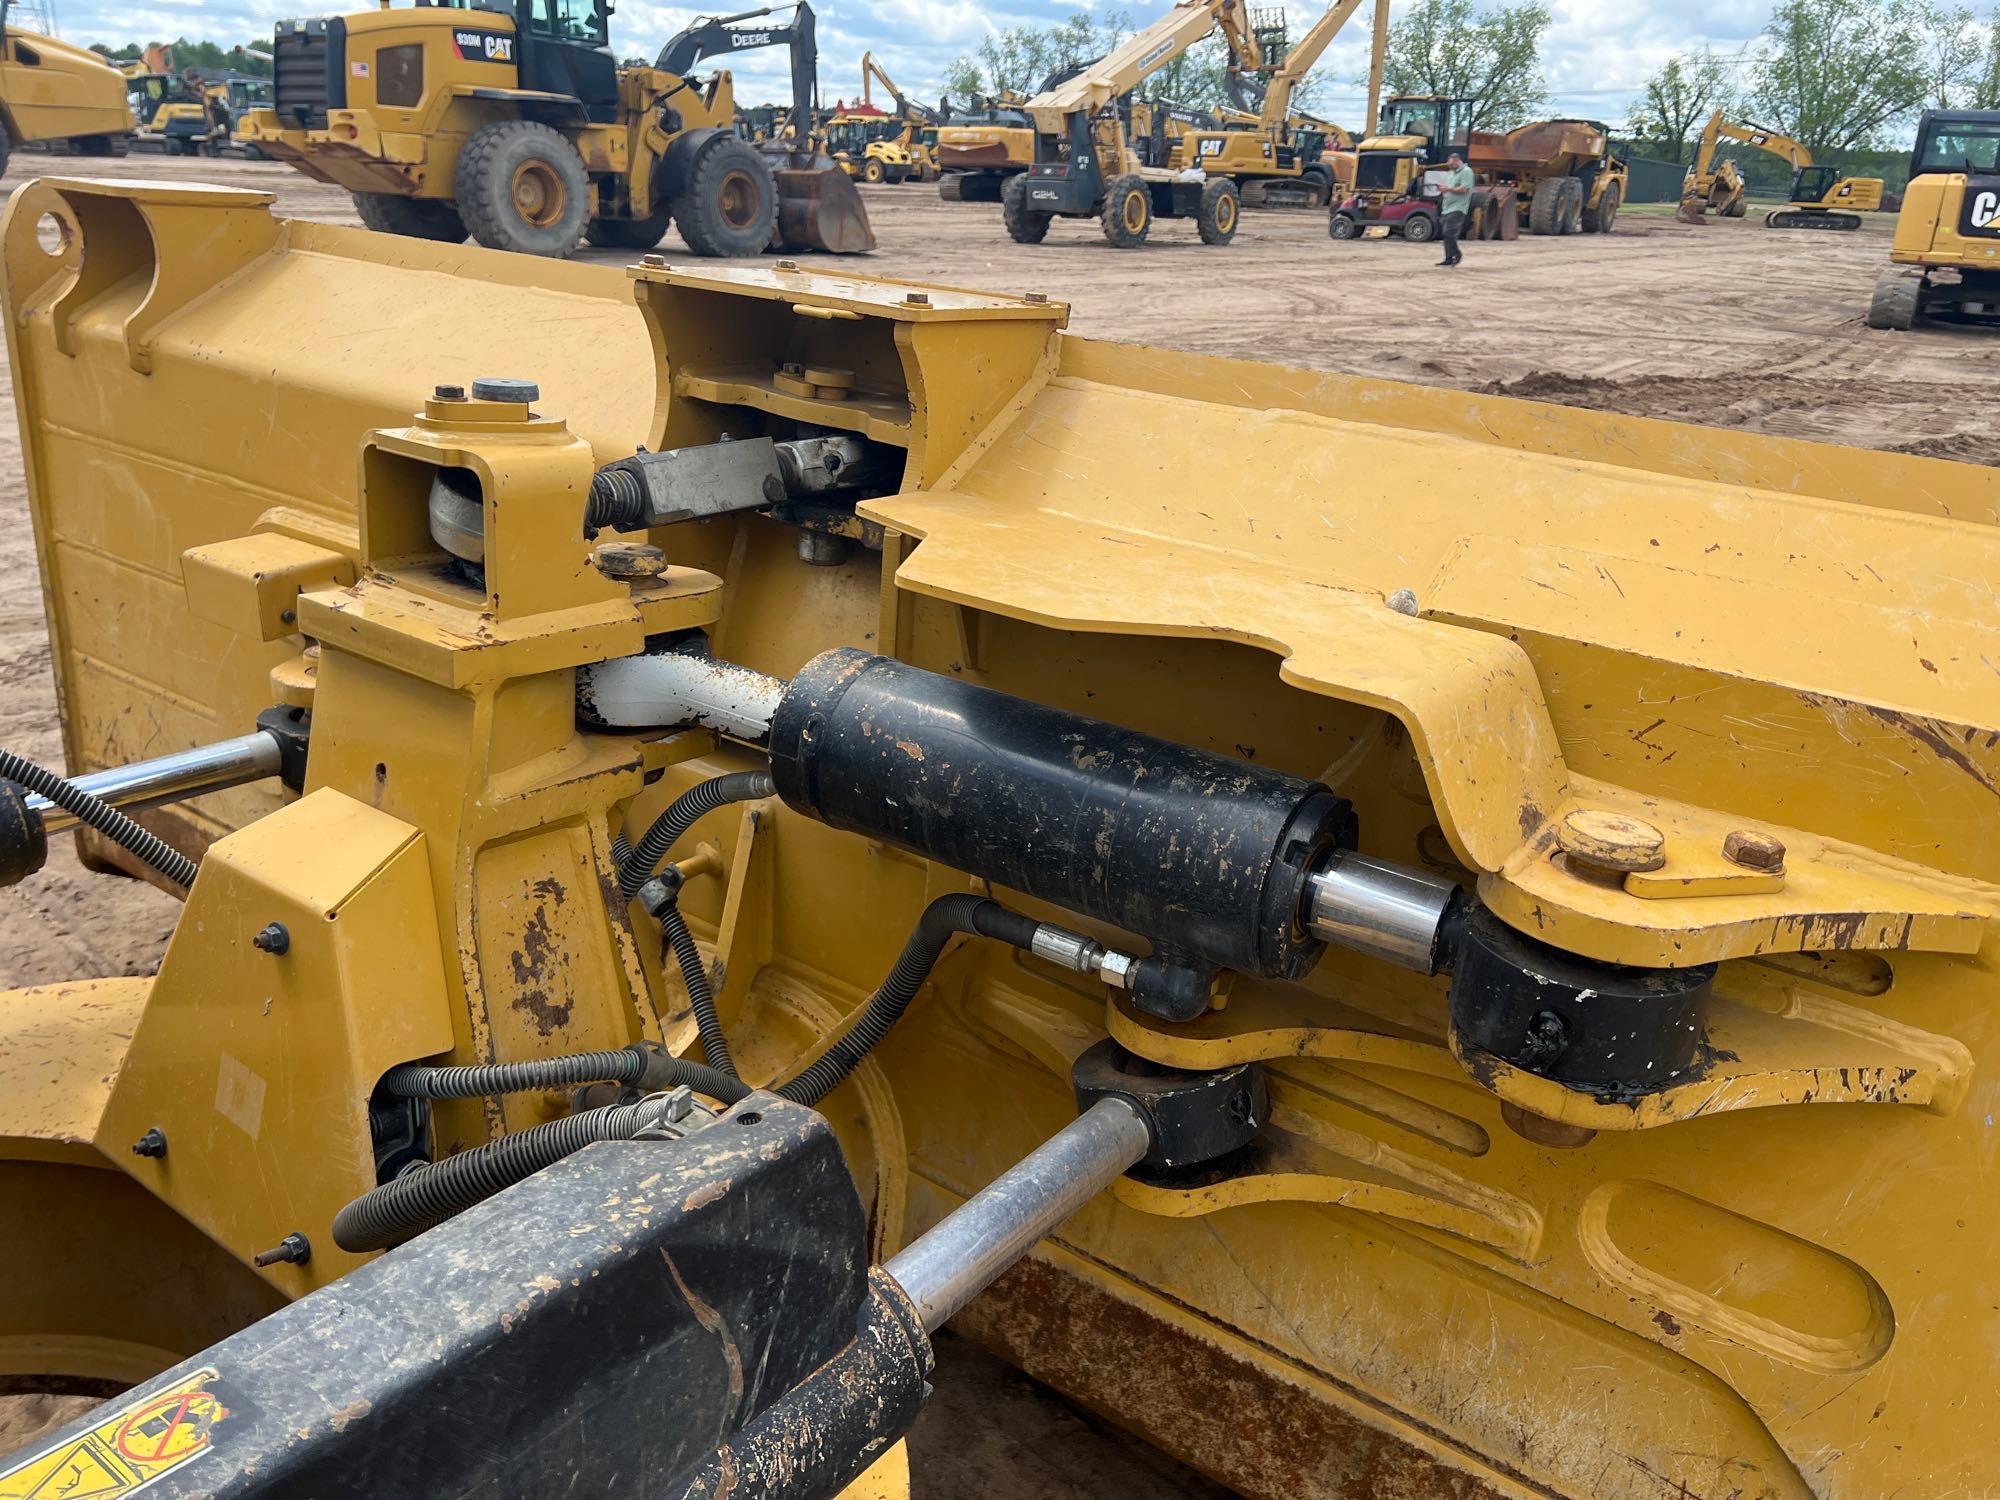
1791,164,1841,203
430,0,616,118
1353,95,1471,193
1908,109,2000,179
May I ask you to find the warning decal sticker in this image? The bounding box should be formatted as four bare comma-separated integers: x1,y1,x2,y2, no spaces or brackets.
0,1368,227,1499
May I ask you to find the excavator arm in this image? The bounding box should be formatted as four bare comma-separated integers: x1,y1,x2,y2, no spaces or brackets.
656,3,820,161
1689,109,1812,180
1228,0,1370,131
861,51,938,126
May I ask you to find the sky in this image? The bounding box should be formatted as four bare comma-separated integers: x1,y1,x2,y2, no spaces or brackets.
43,0,1777,132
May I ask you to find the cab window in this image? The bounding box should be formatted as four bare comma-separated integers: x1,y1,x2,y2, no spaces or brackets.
1915,122,2000,174
531,0,607,46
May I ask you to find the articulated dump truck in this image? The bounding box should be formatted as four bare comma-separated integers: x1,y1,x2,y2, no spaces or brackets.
2,176,1998,1498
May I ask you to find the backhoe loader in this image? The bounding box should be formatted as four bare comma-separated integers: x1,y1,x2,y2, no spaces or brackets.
1004,0,1259,248
240,0,872,257
1680,111,1883,230
0,0,132,167
3,172,1999,1499
1866,107,2000,328
859,52,941,180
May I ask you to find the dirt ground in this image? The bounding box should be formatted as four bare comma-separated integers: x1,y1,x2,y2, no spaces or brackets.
0,148,1988,1488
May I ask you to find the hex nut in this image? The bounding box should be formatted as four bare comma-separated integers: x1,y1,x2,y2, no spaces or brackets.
1722,828,1786,872
1556,809,1666,874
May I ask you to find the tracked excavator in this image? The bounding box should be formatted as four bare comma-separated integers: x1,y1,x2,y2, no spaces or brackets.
1679,111,1883,229
1867,107,2000,328
2,174,2000,1498
241,0,872,257
1166,0,1373,208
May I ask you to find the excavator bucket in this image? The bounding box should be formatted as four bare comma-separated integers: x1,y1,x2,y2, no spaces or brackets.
1675,196,1709,225
765,145,877,254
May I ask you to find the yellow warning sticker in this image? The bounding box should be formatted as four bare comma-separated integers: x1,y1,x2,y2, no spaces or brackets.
0,1368,227,1499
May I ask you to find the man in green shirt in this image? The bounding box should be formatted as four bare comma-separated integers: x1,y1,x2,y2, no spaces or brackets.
1437,151,1473,267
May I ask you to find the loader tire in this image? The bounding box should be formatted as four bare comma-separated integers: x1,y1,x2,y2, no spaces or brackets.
672,135,779,258
1001,174,1051,243
585,212,670,250
1102,175,1152,248
862,157,886,184
939,174,965,202
354,191,468,243
1582,180,1620,233
1866,271,1921,331
1196,177,1239,245
1528,179,1564,235
454,121,589,257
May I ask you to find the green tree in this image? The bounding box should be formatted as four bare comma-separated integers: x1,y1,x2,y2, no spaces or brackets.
1977,25,2000,108
942,10,1129,100
1749,0,1936,152
1375,0,1551,132
1624,46,1738,163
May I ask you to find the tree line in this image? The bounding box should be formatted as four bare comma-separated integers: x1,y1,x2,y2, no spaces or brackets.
89,38,272,77
941,0,1995,158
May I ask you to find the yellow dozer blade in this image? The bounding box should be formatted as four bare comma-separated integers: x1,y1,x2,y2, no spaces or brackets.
763,143,877,254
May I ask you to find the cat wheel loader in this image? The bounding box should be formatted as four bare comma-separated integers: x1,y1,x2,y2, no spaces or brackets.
1680,112,1884,230
0,0,132,168
1867,107,2000,329
4,173,2000,1498
239,0,872,258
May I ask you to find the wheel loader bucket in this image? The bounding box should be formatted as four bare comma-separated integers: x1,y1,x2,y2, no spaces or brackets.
770,149,877,254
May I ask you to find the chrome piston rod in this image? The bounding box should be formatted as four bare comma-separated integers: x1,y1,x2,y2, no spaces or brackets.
884,1095,1151,1334
1303,848,1461,974
24,730,284,835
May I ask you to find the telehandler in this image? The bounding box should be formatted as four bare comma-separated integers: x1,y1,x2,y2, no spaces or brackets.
1680,111,1884,230
0,171,1997,1498
0,1,132,167
1004,0,1260,248
240,0,872,257
1866,107,2000,328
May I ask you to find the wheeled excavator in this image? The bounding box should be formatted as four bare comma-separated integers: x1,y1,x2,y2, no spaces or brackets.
1679,111,1883,229
1867,107,2000,328
240,0,872,257
1003,0,1263,248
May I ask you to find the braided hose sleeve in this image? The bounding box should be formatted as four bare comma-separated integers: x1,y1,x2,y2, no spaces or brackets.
776,895,1036,1107
616,770,775,898
0,748,198,889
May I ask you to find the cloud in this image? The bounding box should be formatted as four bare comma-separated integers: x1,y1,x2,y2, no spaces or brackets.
51,0,1795,132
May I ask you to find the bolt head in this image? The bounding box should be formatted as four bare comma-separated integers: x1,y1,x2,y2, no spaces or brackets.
1556,809,1666,873
470,377,539,404
641,253,668,267
775,258,800,271
131,1127,168,1159
904,290,930,305
252,921,291,956
433,383,467,401
1722,828,1786,872
1024,290,1049,304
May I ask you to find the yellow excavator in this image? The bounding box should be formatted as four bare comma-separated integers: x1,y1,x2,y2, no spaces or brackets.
1168,0,1373,207
1867,108,2000,328
241,0,872,258
1004,0,1263,247
0,1,133,166
1680,111,1883,230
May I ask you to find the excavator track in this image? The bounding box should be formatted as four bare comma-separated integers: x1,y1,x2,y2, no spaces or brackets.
1768,212,1856,232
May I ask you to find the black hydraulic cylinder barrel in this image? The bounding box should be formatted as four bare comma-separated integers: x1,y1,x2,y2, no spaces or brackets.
767,649,1355,985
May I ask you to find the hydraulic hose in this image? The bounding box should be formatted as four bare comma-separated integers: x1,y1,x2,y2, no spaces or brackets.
659,896,737,1077
0,748,198,890
340,895,1036,1248
384,1048,642,1099
616,769,775,898
333,1084,747,1253
775,894,1035,1107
